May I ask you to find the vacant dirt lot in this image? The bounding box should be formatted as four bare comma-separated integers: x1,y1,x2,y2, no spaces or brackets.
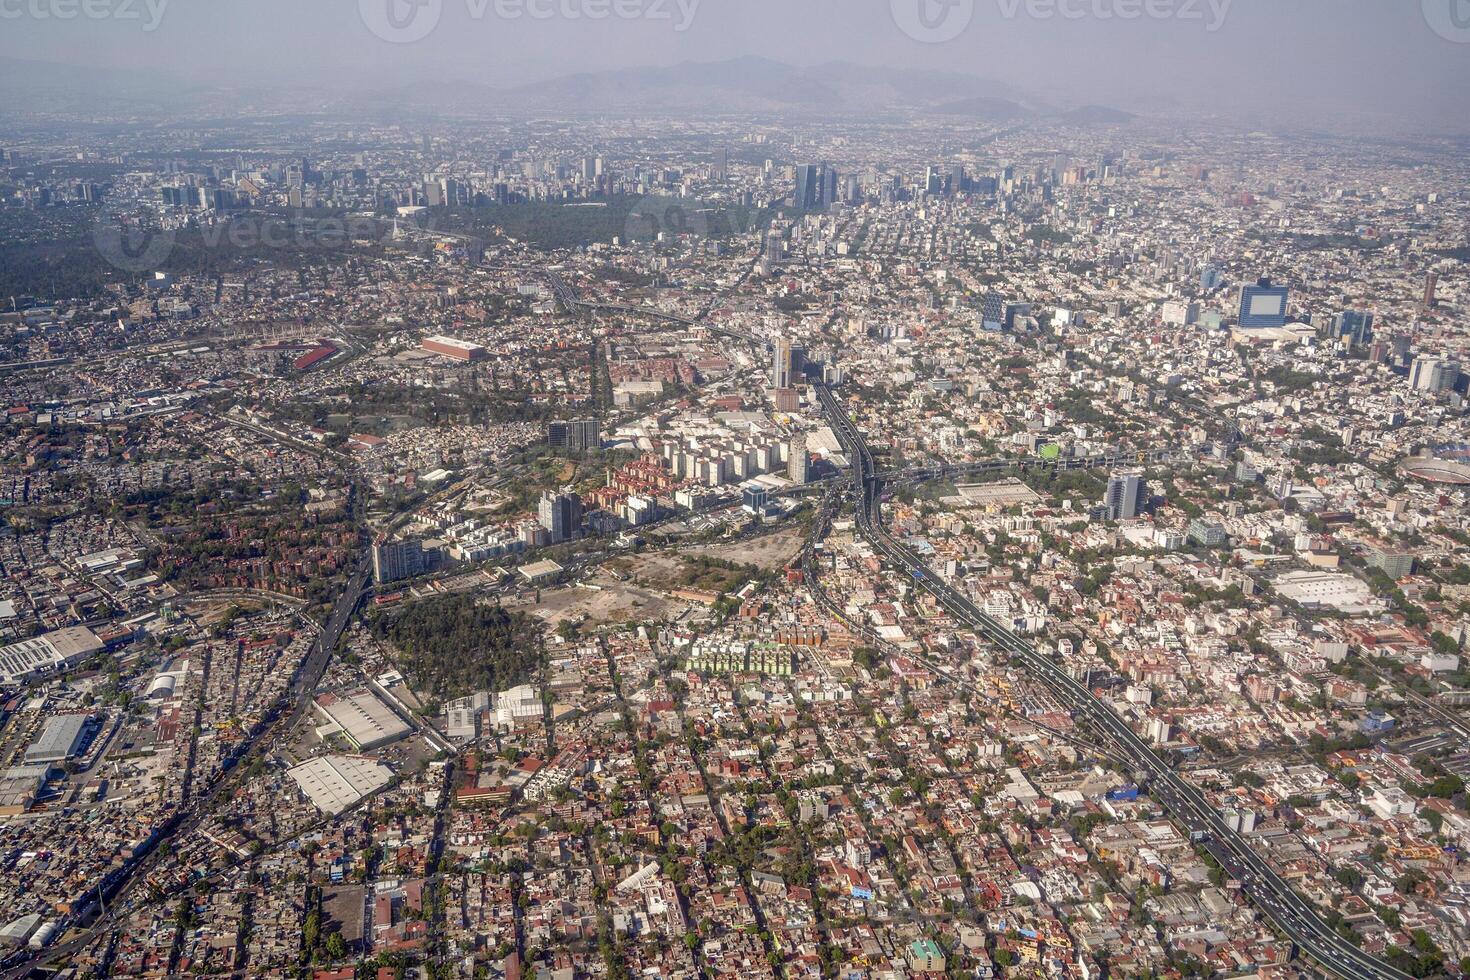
504,575,710,628
691,526,806,570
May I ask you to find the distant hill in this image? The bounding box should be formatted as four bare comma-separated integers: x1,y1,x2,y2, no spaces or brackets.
0,53,1132,125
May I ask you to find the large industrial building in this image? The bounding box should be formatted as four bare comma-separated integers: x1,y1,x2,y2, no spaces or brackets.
312,689,411,752
287,755,394,814
0,767,47,816
421,335,487,362
0,626,105,687
24,714,93,767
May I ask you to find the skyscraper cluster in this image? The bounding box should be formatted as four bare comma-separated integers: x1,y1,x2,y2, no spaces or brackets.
793,163,839,210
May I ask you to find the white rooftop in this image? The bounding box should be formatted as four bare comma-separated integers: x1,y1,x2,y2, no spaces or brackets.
288,755,393,814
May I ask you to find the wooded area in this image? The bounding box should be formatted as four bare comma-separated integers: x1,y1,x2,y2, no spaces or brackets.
371,593,541,699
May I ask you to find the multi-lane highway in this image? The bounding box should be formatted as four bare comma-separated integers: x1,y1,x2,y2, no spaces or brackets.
814,382,1411,980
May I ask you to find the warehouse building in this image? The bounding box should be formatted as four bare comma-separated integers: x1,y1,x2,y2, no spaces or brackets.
312,689,411,752
287,755,394,814
0,766,47,816
0,913,42,948
0,626,105,687
24,714,94,767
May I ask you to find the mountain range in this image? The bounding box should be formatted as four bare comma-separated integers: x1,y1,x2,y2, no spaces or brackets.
0,55,1138,125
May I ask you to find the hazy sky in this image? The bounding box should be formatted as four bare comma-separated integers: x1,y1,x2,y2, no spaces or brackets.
3,0,1469,131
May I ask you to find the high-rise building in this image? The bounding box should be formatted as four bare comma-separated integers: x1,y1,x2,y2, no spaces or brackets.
1199,265,1222,290
742,485,770,513
1105,471,1146,521
772,338,791,389
771,338,804,390
1368,546,1415,580
372,539,425,584
765,234,784,264
1237,278,1291,329
711,147,728,181
1332,310,1375,347
1162,301,1199,327
1187,519,1228,548
794,165,819,210
820,165,838,208
981,293,1007,332
788,434,810,485
1410,357,1461,393
794,163,838,209
1424,271,1439,309
548,420,600,453
538,492,584,545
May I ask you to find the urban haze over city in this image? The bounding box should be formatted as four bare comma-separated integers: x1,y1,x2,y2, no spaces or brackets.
0,1,1468,978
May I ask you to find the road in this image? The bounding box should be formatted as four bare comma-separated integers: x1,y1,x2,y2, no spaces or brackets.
814,382,1411,980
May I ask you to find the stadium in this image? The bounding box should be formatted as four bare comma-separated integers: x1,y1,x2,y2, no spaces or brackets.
1399,447,1470,486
